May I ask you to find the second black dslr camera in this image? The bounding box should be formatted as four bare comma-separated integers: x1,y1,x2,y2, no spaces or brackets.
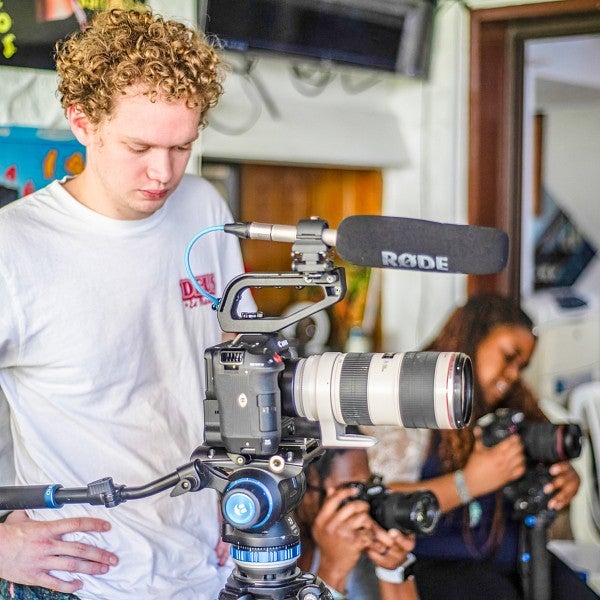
478,408,582,516
341,476,441,535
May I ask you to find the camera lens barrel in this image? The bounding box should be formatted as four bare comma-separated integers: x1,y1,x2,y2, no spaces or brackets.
371,489,441,535
478,409,583,464
285,351,472,430
520,422,583,463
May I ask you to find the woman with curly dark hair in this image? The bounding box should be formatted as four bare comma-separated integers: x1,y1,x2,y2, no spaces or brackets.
367,294,580,600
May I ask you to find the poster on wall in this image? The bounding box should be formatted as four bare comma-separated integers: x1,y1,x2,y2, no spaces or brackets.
0,1,146,70
0,126,84,208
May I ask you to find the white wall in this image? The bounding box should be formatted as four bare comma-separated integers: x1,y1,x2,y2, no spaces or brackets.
0,68,64,128
544,108,600,300
544,108,600,249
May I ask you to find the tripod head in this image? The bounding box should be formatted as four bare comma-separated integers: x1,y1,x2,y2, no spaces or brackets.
187,441,330,599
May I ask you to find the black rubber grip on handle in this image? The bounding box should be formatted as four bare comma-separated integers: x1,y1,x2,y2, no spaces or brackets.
0,485,62,510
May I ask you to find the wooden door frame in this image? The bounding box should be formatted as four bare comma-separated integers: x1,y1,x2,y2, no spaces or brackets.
468,0,600,300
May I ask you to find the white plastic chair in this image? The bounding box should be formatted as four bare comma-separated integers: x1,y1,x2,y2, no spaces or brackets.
567,382,600,545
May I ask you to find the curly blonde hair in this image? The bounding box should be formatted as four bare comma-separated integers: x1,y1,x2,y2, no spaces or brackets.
55,9,224,128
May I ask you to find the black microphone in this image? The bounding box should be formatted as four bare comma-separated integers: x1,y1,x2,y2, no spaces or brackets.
224,215,508,275
336,215,508,275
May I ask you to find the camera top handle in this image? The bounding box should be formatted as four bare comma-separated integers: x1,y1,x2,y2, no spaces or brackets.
217,270,346,333
218,218,346,333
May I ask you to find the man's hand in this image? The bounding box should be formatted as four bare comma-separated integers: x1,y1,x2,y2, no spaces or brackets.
214,538,230,567
0,511,119,594
312,487,374,593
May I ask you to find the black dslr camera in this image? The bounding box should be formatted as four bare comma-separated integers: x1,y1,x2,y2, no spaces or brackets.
478,408,582,517
342,477,440,535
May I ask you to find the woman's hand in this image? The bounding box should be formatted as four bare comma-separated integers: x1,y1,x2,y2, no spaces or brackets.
0,511,119,594
463,428,527,497
544,461,581,510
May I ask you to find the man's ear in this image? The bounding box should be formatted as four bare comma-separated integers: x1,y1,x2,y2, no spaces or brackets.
66,105,93,146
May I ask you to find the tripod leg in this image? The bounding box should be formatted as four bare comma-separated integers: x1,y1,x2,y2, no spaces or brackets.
519,515,552,600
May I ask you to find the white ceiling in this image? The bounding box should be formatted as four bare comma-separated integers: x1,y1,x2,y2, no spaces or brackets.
527,35,600,110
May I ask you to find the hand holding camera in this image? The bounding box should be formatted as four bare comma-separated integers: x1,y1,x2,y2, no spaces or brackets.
477,408,582,516
311,486,377,591
311,484,418,593
542,458,581,511
463,426,527,498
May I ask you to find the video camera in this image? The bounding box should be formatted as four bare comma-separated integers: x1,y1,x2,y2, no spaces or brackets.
203,217,475,455
1,215,510,599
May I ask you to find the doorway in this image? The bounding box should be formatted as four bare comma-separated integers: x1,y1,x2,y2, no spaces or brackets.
521,34,600,297
468,0,600,300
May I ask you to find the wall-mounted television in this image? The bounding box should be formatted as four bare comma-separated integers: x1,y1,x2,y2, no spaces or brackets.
0,1,145,70
199,0,436,79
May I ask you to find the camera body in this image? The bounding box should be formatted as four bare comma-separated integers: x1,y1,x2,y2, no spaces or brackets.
204,333,289,457
342,478,441,535
478,408,582,516
203,330,473,457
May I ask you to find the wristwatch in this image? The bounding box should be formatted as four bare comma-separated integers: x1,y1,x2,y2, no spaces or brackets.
375,552,417,583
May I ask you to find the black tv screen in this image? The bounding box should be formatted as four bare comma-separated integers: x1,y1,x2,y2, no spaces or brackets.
200,0,436,78
0,0,145,70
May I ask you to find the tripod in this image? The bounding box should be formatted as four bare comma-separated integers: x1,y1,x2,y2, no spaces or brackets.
518,509,555,600
507,466,558,600
187,441,333,599
0,438,333,600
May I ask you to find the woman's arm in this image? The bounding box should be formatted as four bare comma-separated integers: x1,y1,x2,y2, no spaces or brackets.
387,433,527,513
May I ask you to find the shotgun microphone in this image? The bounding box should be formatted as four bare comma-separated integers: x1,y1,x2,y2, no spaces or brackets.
336,215,508,274
224,215,509,275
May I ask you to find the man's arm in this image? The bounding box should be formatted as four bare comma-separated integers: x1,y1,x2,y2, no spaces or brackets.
368,527,419,600
379,578,420,600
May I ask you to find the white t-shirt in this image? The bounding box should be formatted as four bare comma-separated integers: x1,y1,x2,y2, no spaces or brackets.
0,175,254,599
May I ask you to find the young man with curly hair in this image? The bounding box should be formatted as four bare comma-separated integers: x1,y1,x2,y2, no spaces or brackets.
0,8,253,599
